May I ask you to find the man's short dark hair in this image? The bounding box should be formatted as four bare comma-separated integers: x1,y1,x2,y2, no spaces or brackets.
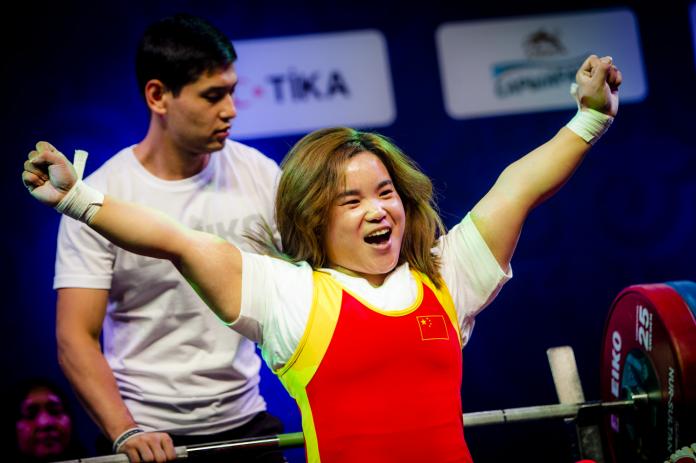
136,13,237,97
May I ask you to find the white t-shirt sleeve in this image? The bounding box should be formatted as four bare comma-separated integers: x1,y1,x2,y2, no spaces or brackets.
228,141,282,249
54,215,115,289
233,251,314,370
438,213,512,345
249,146,282,244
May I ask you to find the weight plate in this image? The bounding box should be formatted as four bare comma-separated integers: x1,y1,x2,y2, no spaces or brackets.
600,283,696,463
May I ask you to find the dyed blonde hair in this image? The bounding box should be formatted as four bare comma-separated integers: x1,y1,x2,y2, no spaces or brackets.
271,127,446,286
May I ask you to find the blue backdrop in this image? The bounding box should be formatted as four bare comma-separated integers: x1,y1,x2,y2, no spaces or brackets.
4,0,695,461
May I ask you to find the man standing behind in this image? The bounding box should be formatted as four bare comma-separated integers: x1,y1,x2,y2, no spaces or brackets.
54,14,284,463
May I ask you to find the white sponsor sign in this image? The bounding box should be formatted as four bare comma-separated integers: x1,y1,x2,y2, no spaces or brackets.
231,30,395,139
436,9,647,119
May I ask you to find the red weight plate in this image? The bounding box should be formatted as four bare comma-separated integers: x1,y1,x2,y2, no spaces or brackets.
599,284,696,463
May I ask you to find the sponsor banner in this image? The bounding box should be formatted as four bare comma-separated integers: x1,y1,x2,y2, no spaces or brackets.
436,9,647,119
231,30,395,139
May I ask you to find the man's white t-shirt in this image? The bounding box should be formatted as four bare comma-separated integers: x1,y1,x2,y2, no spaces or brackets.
54,140,280,434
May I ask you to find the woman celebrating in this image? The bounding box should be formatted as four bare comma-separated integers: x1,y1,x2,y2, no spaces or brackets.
23,54,619,463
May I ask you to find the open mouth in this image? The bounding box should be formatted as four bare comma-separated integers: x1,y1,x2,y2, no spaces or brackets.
364,228,391,245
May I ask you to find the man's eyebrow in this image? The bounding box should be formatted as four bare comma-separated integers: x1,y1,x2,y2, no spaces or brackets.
201,83,236,93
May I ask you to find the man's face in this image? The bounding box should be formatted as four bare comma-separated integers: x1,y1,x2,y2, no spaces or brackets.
164,63,238,155
16,387,72,459
325,151,405,286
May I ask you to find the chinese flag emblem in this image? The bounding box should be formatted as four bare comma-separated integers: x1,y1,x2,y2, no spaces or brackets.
416,315,449,340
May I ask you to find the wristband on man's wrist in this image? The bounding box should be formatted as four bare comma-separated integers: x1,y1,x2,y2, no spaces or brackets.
112,427,145,453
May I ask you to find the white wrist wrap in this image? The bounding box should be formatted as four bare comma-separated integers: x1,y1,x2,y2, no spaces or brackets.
55,180,104,223
566,82,614,145
73,149,88,180
566,108,614,145
54,150,104,224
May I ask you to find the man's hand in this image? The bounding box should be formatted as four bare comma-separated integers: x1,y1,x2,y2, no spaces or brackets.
21,141,76,207
118,431,177,463
575,54,622,117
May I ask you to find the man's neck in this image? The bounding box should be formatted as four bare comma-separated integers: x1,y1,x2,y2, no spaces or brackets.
134,130,211,180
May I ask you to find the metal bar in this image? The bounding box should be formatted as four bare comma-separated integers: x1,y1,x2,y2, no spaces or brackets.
55,399,639,462
547,346,586,403
547,345,605,463
53,433,303,463
463,399,635,427
187,432,304,455
54,454,155,463
464,403,581,427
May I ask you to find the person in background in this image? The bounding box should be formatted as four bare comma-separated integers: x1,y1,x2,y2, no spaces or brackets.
52,13,284,463
11,378,84,462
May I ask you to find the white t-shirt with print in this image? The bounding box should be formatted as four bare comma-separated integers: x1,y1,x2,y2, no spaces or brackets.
54,140,280,434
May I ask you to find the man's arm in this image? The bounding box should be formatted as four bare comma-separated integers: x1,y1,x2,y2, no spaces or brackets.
57,288,176,462
471,54,621,271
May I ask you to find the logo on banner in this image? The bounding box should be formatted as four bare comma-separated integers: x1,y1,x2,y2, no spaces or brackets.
236,69,350,109
230,30,395,139
493,30,586,98
436,8,647,119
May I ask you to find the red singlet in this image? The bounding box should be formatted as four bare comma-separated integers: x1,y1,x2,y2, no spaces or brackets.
277,270,473,463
